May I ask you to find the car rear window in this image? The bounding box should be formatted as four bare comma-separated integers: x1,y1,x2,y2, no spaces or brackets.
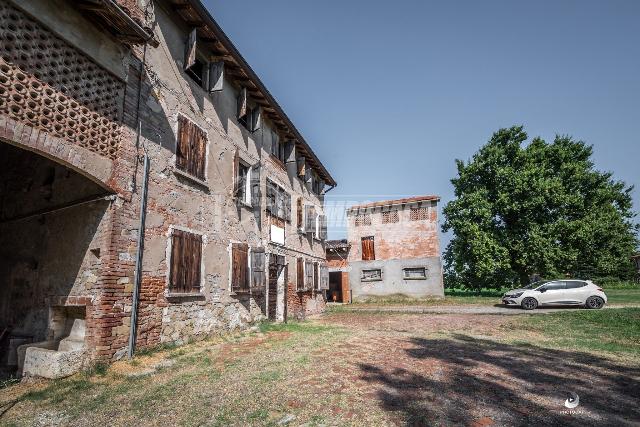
565,281,587,289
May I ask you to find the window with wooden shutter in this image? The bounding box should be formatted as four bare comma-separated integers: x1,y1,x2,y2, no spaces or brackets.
231,243,249,292
361,236,375,261
266,179,290,221
249,107,261,133
176,115,207,181
297,257,304,291
296,156,306,177
318,215,327,240
169,229,202,294
250,165,261,207
251,248,266,289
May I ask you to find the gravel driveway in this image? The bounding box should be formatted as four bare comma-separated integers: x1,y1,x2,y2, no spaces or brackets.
342,303,638,315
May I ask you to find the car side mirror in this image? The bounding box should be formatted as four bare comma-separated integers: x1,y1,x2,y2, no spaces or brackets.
539,288,547,293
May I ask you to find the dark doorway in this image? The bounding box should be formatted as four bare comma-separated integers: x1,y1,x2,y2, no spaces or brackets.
0,141,111,378
329,272,343,303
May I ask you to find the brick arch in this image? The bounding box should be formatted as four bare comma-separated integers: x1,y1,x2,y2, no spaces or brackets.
0,115,116,193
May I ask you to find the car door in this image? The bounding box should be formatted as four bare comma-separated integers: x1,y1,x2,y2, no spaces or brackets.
536,281,566,304
564,280,588,303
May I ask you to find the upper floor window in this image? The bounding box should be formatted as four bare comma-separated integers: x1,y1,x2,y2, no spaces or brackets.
361,236,375,261
354,213,371,227
237,87,261,132
266,179,291,221
176,115,207,181
233,154,260,207
382,211,399,224
410,206,429,221
270,130,286,164
184,28,224,93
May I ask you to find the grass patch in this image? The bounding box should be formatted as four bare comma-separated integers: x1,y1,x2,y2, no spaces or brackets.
341,293,498,307
606,289,640,305
258,320,334,334
511,307,640,355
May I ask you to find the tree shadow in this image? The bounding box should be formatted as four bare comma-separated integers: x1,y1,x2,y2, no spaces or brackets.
359,335,640,426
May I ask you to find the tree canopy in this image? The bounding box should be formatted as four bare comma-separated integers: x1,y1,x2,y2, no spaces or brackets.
442,126,638,290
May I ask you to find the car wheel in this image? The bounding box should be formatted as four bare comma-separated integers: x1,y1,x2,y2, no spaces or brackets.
521,297,538,310
586,296,605,309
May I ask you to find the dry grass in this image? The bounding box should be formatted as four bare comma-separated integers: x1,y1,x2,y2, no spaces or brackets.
1,312,638,426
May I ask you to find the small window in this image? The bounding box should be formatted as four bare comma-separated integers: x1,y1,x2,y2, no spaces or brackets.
169,229,202,294
231,243,249,292
410,206,429,221
354,213,371,227
361,236,375,261
382,211,399,224
403,267,427,280
176,115,207,181
297,197,303,229
361,269,382,282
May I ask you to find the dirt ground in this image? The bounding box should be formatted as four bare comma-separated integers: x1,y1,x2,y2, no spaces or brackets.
1,309,639,426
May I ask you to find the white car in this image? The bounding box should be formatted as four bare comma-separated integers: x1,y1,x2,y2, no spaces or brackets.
502,280,607,310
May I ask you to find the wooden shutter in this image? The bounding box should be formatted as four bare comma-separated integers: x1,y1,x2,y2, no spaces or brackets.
362,236,375,261
320,264,329,290
305,205,315,234
313,262,319,290
192,125,206,180
208,60,224,92
170,229,202,293
250,165,261,207
305,260,314,290
184,28,197,70
176,115,191,173
266,180,276,215
284,141,296,164
297,198,303,229
319,215,327,240
276,187,285,219
232,243,249,292
251,248,266,289
269,130,279,157
237,87,248,121
232,149,240,197
297,257,304,291
250,107,261,132
296,156,306,177
283,192,291,221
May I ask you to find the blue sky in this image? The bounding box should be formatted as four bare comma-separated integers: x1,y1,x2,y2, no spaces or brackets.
206,0,640,242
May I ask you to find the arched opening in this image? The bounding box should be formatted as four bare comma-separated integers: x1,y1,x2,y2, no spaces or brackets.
0,141,113,379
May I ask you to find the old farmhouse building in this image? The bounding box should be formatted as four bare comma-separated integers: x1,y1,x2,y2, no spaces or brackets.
0,0,334,378
342,196,444,301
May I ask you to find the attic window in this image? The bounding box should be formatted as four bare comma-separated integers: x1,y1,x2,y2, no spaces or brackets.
185,57,205,86
382,211,399,224
354,213,371,227
410,206,429,221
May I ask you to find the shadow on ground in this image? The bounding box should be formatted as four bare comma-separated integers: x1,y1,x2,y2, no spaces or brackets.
359,335,640,426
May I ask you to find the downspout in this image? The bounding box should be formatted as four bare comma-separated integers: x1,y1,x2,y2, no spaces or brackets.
128,140,149,359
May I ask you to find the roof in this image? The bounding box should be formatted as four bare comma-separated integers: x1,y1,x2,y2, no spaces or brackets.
326,239,350,250
347,195,440,211
169,0,336,187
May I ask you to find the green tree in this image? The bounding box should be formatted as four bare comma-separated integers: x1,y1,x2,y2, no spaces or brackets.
442,126,639,290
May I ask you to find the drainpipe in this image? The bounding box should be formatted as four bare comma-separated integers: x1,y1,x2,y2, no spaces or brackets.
128,127,150,359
